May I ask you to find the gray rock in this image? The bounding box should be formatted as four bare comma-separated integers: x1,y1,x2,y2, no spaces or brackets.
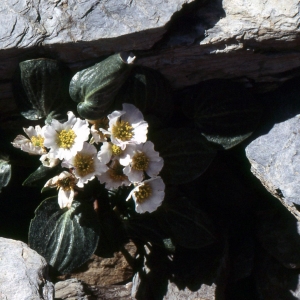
89,283,132,299
54,279,132,300
0,237,54,300
0,0,193,50
139,0,300,90
54,279,89,300
164,282,217,300
1,0,300,126
246,114,300,221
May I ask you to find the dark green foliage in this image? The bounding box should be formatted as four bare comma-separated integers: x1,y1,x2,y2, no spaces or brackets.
23,164,61,187
182,80,263,149
29,197,99,274
152,128,217,184
125,198,215,250
156,198,216,249
69,53,134,120
114,66,174,127
16,58,72,122
0,159,11,193
124,213,169,248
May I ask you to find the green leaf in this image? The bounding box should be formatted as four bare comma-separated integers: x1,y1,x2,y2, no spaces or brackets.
114,66,173,127
152,128,217,184
162,238,176,253
69,53,134,120
124,213,168,248
0,159,11,192
29,197,99,274
156,198,216,249
182,80,263,149
23,164,61,187
16,58,72,121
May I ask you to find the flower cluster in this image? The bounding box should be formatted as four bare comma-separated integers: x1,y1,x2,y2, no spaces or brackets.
12,104,165,213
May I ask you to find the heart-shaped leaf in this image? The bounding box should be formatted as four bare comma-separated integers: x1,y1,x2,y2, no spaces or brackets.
29,197,99,274
0,159,11,192
69,52,135,120
23,164,61,187
152,128,217,184
114,66,173,127
156,198,216,249
182,80,263,149
124,213,168,248
15,58,73,121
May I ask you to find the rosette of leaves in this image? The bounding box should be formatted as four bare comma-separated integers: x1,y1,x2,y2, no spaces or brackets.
14,58,73,123
69,52,135,120
181,79,263,149
29,197,99,274
114,66,174,128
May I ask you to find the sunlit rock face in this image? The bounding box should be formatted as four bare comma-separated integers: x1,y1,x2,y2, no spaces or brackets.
0,237,54,300
1,0,300,119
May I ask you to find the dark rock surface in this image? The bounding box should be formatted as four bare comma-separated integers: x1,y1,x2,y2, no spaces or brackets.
256,209,300,269
255,248,300,300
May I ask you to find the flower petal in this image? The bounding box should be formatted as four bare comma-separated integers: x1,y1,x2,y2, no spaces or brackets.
58,188,74,209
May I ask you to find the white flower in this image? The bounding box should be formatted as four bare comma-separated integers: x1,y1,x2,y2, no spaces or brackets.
62,142,108,188
43,171,77,209
105,103,148,150
97,142,135,165
40,152,60,168
12,125,47,155
43,111,90,160
126,177,165,213
122,141,164,183
97,159,131,190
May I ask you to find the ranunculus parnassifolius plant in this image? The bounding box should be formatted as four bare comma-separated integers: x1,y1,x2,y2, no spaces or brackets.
12,104,165,213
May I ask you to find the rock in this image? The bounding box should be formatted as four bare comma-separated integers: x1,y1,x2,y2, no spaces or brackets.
89,283,132,299
246,113,300,221
54,279,89,300
0,0,194,51
0,237,54,300
57,242,136,286
164,282,217,300
131,241,228,300
139,0,300,90
2,0,300,125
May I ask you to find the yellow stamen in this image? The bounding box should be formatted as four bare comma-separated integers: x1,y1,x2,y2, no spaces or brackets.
31,135,44,147
111,144,123,156
112,120,133,141
57,176,76,191
74,153,94,177
132,152,149,171
57,129,76,149
134,183,152,203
